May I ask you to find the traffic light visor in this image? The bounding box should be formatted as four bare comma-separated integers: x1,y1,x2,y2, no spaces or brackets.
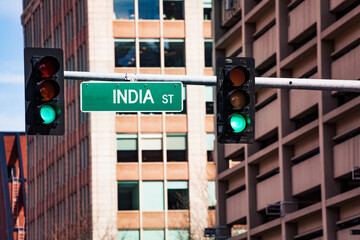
39,80,60,101
39,103,61,124
38,57,60,77
230,67,248,86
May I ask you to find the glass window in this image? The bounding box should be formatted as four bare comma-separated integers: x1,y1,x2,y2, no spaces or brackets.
142,182,164,211
118,230,140,240
207,133,215,161
168,229,190,240
115,39,136,67
203,0,212,20
142,134,163,162
205,86,214,114
114,0,135,20
139,0,159,19
143,230,165,240
117,134,138,162
205,39,213,67
118,181,139,210
140,39,160,67
167,134,187,161
167,181,189,209
164,39,185,67
207,181,216,209
163,0,184,20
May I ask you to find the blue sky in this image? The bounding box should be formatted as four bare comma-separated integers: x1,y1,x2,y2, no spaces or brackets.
0,0,25,132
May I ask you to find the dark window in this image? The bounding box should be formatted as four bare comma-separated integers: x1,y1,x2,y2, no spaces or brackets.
140,39,160,67
203,0,212,20
164,39,185,67
115,39,136,67
118,181,139,210
204,39,213,67
206,102,214,114
117,151,138,162
142,150,163,162
207,150,214,161
167,150,187,161
139,0,159,19
163,0,184,20
114,0,135,19
168,181,189,209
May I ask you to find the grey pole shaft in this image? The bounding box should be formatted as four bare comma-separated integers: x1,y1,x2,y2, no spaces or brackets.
64,71,360,92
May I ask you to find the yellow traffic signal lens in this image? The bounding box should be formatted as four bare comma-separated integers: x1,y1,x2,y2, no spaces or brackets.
230,68,246,86
40,81,55,101
229,90,248,110
39,80,60,101
39,57,60,77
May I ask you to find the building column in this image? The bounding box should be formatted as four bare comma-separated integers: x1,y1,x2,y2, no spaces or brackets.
88,0,117,238
184,0,207,239
316,1,339,240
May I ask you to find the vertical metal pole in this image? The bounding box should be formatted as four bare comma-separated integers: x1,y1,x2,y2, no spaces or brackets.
16,134,27,217
0,133,14,240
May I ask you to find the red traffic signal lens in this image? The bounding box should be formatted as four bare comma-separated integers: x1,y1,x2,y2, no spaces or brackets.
38,57,60,77
230,67,248,86
229,90,248,110
39,80,60,101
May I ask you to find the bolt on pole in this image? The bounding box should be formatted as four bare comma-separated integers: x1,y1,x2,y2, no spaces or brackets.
64,71,360,92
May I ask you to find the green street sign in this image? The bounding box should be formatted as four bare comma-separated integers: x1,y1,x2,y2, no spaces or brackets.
80,82,183,112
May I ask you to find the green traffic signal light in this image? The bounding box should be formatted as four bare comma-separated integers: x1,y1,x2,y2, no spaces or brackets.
39,103,61,124
229,113,250,133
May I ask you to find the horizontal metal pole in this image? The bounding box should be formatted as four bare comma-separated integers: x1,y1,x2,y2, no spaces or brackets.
256,77,360,92
64,71,360,92
64,71,215,85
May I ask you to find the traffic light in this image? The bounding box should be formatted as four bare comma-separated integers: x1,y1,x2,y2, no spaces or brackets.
24,48,64,135
216,57,255,143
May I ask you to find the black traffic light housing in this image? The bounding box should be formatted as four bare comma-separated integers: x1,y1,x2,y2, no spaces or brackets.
24,48,64,135
216,57,255,143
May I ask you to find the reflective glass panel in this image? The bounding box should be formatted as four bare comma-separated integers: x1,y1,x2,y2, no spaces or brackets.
163,0,184,20
140,39,160,67
164,39,185,67
115,39,136,67
139,0,159,19
114,0,135,19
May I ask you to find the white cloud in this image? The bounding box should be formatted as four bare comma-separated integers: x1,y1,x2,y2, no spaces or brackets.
0,112,25,132
0,59,25,74
0,0,22,19
0,73,24,84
